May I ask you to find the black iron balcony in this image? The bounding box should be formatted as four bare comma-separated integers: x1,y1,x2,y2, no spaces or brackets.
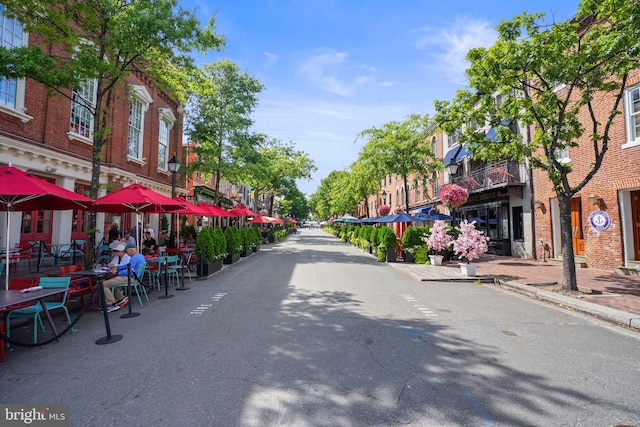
436,160,524,198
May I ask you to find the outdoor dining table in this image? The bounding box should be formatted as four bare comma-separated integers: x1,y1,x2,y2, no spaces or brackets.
0,287,67,338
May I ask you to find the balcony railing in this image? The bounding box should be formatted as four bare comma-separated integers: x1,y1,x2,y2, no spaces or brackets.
436,160,524,198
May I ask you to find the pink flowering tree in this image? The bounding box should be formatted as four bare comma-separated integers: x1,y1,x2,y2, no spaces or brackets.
453,220,490,263
377,204,391,216
440,183,469,208
424,220,452,255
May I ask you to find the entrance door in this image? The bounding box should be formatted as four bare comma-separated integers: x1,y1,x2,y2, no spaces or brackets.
631,190,640,260
20,209,53,242
570,198,585,255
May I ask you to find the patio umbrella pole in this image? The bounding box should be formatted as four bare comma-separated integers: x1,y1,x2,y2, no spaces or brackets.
120,263,140,318
158,257,174,299
5,209,10,290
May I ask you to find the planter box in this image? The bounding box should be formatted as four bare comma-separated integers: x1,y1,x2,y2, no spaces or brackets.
240,249,251,257
223,252,241,265
386,248,396,263
404,253,415,263
460,263,477,276
429,255,444,266
253,245,260,253
196,260,223,278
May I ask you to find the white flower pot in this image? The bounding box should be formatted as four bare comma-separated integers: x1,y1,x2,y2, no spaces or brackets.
429,255,444,266
460,263,477,277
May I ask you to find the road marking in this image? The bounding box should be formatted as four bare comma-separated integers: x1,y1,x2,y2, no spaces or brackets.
400,324,428,342
190,293,227,315
400,295,439,318
463,390,494,426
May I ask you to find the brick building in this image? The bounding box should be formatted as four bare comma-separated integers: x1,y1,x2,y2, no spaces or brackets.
533,69,640,271
0,15,184,248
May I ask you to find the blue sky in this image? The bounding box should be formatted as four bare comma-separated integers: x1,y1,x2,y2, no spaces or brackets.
187,0,579,196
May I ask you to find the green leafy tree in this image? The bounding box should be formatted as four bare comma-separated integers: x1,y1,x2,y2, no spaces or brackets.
357,114,440,213
0,0,224,266
433,1,639,291
185,59,264,206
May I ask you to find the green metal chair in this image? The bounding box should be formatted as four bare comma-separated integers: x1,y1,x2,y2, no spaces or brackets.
96,245,112,265
6,276,73,344
112,263,149,307
152,255,179,290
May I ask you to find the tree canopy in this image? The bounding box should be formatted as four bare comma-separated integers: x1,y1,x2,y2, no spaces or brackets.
357,114,440,213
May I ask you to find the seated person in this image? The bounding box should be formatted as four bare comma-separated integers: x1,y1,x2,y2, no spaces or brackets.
121,231,136,247
184,232,196,246
108,243,130,268
102,244,144,312
141,231,157,255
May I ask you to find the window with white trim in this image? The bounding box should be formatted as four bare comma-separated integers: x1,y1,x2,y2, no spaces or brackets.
157,108,176,171
127,85,153,160
624,85,640,147
0,6,28,118
554,144,569,163
431,135,437,157
70,79,96,139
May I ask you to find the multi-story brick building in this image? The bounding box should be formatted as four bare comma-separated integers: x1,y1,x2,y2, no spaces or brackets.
360,122,534,261
533,69,640,271
0,13,184,248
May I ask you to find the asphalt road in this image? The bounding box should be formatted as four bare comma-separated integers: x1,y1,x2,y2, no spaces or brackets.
2,228,640,426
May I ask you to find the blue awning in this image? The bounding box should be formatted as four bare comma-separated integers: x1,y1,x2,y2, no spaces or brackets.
485,121,511,142
409,205,434,214
443,143,471,165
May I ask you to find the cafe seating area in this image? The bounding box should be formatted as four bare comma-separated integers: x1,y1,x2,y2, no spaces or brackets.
0,240,228,361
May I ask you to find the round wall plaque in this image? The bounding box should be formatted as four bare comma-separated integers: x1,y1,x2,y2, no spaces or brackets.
588,210,610,231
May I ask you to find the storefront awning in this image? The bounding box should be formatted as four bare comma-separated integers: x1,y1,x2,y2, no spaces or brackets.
409,205,435,214
443,143,471,165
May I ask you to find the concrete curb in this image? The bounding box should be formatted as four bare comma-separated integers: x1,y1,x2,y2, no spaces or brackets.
497,279,640,330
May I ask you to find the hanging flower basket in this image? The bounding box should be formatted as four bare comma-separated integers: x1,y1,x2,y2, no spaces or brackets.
377,204,391,216
440,183,469,208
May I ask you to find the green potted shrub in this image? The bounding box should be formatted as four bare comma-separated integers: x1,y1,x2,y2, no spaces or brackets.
240,227,252,257
376,226,398,262
195,226,225,277
369,227,379,256
402,226,426,263
223,226,242,264
250,226,262,251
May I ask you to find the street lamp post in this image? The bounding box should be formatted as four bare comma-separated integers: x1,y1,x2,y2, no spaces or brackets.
168,154,180,248
445,157,460,227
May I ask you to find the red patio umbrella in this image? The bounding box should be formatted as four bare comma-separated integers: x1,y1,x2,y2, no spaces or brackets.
197,202,235,217
248,215,274,224
90,183,185,250
0,165,93,289
174,197,211,216
229,204,260,217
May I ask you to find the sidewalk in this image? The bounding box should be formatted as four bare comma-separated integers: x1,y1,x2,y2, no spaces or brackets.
390,254,640,330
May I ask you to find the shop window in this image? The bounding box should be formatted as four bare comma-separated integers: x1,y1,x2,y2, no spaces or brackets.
512,206,523,241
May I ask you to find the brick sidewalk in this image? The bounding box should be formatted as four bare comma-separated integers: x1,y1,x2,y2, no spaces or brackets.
391,254,640,317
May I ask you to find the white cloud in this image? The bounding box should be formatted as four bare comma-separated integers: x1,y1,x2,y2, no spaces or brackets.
416,17,497,85
264,51,279,66
297,49,376,97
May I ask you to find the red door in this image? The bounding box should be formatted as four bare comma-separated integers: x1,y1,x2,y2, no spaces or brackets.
570,198,585,256
70,183,90,241
20,209,53,243
20,175,54,243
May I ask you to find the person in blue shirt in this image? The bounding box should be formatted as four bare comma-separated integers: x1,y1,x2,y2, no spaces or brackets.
102,244,145,312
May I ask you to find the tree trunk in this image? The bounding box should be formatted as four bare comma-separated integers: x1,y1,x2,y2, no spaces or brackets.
558,195,578,291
